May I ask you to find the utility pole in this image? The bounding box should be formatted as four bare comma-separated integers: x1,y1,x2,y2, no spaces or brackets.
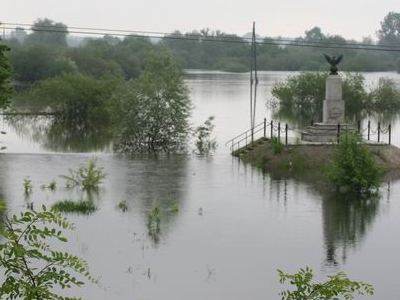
249,22,259,143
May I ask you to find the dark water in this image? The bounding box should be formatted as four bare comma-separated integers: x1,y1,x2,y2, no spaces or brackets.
1,71,400,299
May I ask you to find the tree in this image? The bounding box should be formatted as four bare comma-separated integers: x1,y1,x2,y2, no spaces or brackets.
0,207,95,299
112,51,191,152
0,42,12,109
26,18,69,47
278,267,374,300
378,12,400,44
304,27,325,41
194,116,217,155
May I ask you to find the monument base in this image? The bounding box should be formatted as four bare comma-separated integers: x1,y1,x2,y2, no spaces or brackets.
301,123,355,143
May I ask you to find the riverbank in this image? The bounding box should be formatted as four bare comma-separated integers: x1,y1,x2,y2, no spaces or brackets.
233,138,400,182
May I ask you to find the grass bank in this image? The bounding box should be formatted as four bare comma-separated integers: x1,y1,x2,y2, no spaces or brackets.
234,138,400,184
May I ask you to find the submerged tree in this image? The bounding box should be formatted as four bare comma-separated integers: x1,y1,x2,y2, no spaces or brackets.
194,116,217,155
0,42,12,109
112,51,191,152
0,206,95,299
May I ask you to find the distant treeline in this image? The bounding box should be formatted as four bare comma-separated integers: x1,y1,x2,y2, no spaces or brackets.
4,12,400,86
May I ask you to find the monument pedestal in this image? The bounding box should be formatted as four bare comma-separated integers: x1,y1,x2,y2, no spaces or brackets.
301,75,352,143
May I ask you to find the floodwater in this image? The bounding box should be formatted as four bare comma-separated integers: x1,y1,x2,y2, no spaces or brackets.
1,71,400,299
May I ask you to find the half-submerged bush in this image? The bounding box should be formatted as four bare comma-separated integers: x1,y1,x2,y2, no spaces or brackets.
327,133,382,195
111,51,191,153
0,206,95,299
61,159,106,191
278,266,374,299
194,116,217,155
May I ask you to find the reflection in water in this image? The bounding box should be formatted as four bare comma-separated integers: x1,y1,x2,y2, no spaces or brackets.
321,193,380,266
120,155,189,244
4,115,113,153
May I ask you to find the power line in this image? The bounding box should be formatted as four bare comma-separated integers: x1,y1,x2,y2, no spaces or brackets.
4,21,400,49
2,24,400,52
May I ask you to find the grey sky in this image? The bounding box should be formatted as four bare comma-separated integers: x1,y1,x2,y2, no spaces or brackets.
1,0,399,40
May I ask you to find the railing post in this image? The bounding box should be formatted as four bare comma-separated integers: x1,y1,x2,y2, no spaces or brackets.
337,123,341,144
367,120,370,141
278,122,281,142
264,118,266,138
270,120,273,139
357,120,361,134
389,124,392,145
285,124,288,146
245,132,248,148
378,122,381,143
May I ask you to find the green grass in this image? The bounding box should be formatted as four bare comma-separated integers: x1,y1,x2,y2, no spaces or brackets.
52,200,97,215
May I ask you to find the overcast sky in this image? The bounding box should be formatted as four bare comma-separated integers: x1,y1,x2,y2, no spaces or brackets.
1,0,399,40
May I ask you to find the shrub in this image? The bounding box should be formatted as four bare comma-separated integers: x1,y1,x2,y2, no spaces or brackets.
194,116,217,155
0,206,95,299
327,133,382,194
271,137,284,155
111,51,191,153
61,159,106,191
278,266,374,299
367,78,400,113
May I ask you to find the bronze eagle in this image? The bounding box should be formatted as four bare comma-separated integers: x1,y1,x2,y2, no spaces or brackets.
323,54,343,75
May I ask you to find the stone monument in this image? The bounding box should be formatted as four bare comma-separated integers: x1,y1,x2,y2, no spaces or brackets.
301,54,352,142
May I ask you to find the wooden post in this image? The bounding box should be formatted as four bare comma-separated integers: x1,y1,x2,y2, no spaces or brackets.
378,122,381,143
270,120,273,138
337,123,341,144
311,119,314,126
278,122,281,142
264,118,266,138
367,120,370,141
357,120,361,133
285,124,288,146
389,124,392,145
245,131,248,148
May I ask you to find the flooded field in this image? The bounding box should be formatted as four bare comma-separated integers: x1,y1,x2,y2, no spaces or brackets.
1,71,400,299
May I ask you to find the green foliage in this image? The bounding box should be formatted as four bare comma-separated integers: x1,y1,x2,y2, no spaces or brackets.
111,51,191,152
147,206,161,242
23,178,33,196
41,180,57,191
169,202,179,214
367,78,400,112
117,201,128,212
271,137,284,155
52,200,97,215
378,12,400,45
0,206,94,299
278,267,374,300
9,45,77,83
327,133,382,195
194,116,217,155
0,42,12,109
61,159,106,191
17,73,120,128
26,19,69,47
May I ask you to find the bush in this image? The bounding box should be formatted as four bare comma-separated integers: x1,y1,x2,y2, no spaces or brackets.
15,73,121,128
278,266,374,299
327,133,382,194
271,137,284,154
111,51,191,152
194,116,217,155
61,159,106,191
367,78,400,112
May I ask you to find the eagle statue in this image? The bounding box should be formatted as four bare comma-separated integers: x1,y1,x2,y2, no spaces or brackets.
323,54,343,75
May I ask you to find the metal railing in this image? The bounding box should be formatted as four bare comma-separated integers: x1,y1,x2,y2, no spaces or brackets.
227,118,393,153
